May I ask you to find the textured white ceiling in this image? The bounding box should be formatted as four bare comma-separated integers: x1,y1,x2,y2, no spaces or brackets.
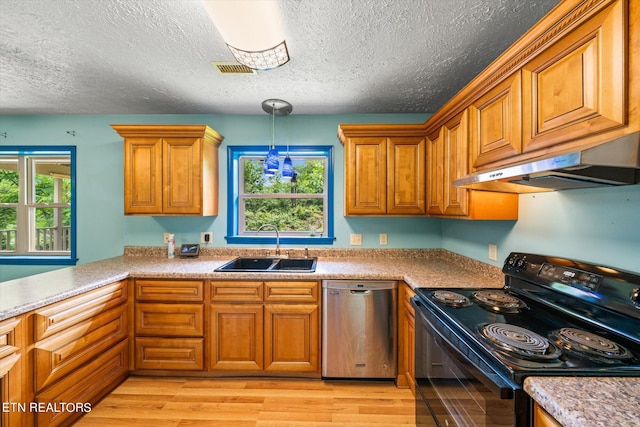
0,0,561,115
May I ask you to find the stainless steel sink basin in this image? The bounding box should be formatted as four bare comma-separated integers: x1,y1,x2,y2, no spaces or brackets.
215,257,317,272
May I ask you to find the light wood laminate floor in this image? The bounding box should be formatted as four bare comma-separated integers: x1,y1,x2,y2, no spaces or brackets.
75,377,416,426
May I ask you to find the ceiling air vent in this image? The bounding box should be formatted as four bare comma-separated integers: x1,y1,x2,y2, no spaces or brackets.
212,61,257,75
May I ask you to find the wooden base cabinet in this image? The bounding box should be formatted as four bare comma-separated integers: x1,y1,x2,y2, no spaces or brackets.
397,283,415,393
133,279,205,372
533,402,562,427
32,281,129,427
210,281,320,376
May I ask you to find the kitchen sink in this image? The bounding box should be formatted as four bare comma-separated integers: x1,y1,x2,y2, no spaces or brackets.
215,257,317,272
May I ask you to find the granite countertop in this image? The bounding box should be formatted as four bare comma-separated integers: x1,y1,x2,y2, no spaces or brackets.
525,377,640,427
0,248,504,321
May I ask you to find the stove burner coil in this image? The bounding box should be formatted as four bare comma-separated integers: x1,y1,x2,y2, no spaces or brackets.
431,290,472,308
552,328,634,364
479,323,562,361
472,290,527,313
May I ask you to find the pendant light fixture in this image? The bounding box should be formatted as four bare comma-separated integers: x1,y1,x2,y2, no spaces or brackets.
262,99,292,176
282,110,294,179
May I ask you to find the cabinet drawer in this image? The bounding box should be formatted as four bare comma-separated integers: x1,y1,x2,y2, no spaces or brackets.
0,317,20,362
135,337,204,370
34,280,127,341
35,338,128,427
34,305,128,391
264,281,319,303
136,303,204,336
211,281,263,303
136,279,204,302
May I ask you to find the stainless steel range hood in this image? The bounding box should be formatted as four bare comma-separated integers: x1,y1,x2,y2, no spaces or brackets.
453,133,640,193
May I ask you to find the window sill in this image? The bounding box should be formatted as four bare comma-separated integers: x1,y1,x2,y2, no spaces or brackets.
0,256,78,266
225,236,335,245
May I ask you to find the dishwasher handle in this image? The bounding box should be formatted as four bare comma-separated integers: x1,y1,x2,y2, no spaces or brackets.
350,289,371,295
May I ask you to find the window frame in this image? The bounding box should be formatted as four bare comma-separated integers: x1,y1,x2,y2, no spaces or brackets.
226,145,335,245
0,146,77,266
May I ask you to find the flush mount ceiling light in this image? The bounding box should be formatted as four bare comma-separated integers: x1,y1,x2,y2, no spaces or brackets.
201,0,290,71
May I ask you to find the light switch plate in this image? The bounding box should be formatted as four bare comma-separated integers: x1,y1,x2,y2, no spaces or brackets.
380,233,388,245
350,234,362,246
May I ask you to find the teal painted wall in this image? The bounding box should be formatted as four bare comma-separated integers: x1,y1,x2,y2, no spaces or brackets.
1,114,638,281
0,113,440,282
442,185,640,272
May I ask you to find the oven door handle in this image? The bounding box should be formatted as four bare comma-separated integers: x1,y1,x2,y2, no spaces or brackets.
413,297,517,399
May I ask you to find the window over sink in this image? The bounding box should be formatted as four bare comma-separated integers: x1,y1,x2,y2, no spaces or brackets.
226,145,334,245
0,146,77,265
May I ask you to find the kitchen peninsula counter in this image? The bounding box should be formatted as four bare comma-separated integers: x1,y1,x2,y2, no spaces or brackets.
0,248,503,321
525,376,640,427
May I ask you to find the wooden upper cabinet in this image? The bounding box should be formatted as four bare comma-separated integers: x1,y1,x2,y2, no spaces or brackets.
112,124,224,216
339,124,426,216
522,0,626,153
470,71,522,169
428,110,518,220
428,110,470,216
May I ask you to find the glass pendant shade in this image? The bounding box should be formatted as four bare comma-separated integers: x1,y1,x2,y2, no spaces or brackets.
263,156,275,176
266,147,279,172
282,155,294,179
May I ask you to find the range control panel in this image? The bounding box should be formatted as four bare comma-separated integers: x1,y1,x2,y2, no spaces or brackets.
538,263,603,292
504,253,603,292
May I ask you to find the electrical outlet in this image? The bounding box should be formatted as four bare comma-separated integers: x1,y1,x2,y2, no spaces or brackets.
350,234,362,246
379,233,388,245
201,232,212,244
163,232,171,244
489,243,498,261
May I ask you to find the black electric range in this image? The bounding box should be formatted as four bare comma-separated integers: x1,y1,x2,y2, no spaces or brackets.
412,252,640,426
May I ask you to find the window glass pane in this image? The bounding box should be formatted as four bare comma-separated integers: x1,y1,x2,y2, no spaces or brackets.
245,198,324,233
34,207,71,251
0,207,17,251
243,157,325,195
0,157,20,203
33,157,72,204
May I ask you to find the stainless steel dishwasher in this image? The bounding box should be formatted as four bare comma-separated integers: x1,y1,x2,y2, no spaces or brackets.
322,280,397,378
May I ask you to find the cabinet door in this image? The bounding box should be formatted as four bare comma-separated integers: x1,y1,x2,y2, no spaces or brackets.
470,71,522,169
345,137,387,215
163,137,202,214
210,304,263,371
427,129,445,215
443,110,469,216
522,0,625,153
387,137,426,215
263,304,319,373
124,137,163,214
